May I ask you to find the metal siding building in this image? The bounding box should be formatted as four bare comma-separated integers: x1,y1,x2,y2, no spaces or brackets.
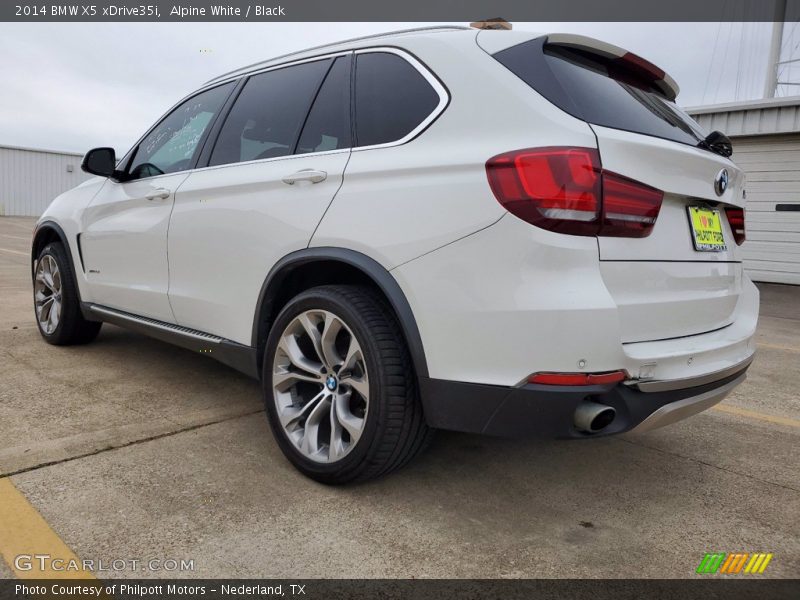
689,97,800,285
0,145,92,217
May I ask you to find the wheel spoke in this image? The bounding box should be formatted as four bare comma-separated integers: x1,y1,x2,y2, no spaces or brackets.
328,399,346,461
43,257,55,290
334,392,366,445
300,394,331,457
278,334,324,377
52,267,61,293
341,374,369,400
320,313,343,369
340,336,363,374
278,389,326,429
48,298,60,331
297,312,326,366
35,270,50,291
273,369,323,390
37,296,54,322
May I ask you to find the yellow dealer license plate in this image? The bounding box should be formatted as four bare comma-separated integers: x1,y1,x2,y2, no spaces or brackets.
688,206,727,252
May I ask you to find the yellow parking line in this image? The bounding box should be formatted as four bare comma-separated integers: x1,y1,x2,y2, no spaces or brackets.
711,404,800,428
0,247,28,256
0,478,95,579
756,342,800,353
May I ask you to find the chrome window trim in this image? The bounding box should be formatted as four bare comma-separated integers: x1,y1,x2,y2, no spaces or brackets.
203,26,469,86
198,51,352,92
351,47,450,152
187,147,351,176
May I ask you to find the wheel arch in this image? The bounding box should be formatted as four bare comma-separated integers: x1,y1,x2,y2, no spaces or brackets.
252,248,429,381
31,220,81,282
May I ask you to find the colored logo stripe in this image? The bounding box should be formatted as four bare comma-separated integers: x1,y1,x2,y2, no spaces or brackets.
697,553,726,574
744,553,773,574
720,553,749,573
697,552,773,574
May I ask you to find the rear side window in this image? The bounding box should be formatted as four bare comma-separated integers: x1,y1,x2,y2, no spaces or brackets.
354,52,440,147
296,56,352,154
209,59,331,166
494,39,706,147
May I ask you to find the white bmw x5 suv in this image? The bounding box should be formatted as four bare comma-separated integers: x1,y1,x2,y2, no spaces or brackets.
32,26,758,483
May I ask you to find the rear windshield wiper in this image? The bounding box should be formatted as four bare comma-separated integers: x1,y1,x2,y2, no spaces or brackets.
698,130,733,158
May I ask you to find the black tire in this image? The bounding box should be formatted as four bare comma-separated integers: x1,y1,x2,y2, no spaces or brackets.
262,285,433,484
33,242,102,345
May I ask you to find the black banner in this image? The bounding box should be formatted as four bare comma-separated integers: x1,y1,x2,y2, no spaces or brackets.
2,0,800,22
2,580,800,600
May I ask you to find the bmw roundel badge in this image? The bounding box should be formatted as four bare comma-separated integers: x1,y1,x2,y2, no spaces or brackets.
714,168,729,196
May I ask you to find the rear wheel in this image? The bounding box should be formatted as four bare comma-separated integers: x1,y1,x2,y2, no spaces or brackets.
34,242,102,345
263,285,432,484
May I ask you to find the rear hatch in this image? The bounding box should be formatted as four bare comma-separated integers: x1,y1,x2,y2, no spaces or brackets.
491,33,746,343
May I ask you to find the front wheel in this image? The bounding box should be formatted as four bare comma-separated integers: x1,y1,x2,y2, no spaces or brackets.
33,242,102,345
263,285,432,484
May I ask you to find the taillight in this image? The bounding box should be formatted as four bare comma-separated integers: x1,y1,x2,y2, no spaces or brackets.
600,172,663,237
486,147,664,237
725,207,746,245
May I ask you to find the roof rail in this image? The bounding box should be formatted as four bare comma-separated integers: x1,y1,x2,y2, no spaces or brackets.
204,25,471,85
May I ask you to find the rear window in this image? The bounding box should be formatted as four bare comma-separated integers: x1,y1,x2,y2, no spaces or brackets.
493,38,706,148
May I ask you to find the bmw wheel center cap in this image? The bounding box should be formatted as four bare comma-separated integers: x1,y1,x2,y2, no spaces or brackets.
326,375,338,391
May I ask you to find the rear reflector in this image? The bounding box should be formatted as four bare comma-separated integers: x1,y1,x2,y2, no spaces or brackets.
725,207,746,245
528,371,627,386
486,147,663,237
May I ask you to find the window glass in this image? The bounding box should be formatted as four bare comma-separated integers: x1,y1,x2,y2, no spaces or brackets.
493,40,706,147
354,52,440,147
296,56,351,154
209,59,331,166
127,82,233,180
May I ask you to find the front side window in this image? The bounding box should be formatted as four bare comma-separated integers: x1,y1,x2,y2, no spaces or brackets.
354,52,440,147
126,82,234,180
209,59,331,167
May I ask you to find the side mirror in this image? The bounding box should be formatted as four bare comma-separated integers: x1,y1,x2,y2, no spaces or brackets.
81,147,116,177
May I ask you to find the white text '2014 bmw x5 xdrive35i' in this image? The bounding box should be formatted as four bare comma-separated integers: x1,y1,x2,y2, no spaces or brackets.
32,26,758,483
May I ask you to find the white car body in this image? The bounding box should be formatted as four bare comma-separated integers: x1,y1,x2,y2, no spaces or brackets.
33,26,758,443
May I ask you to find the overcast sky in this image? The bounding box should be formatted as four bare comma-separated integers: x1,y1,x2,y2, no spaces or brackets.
0,22,792,154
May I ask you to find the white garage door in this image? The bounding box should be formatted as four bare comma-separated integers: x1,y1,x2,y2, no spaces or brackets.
733,134,800,285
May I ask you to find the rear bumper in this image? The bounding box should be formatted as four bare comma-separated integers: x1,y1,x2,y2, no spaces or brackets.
419,357,750,438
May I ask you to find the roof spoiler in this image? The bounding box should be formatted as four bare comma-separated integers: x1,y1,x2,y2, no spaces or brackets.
546,33,679,101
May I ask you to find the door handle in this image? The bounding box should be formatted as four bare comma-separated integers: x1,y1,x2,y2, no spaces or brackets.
281,169,327,185
145,188,171,201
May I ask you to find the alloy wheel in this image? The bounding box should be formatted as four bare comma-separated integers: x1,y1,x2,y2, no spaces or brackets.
272,309,369,463
34,255,62,335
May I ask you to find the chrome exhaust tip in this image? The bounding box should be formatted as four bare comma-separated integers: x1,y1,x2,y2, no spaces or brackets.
574,400,616,433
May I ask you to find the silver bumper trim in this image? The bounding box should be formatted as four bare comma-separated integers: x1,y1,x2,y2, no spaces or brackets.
628,354,754,393
629,373,746,433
